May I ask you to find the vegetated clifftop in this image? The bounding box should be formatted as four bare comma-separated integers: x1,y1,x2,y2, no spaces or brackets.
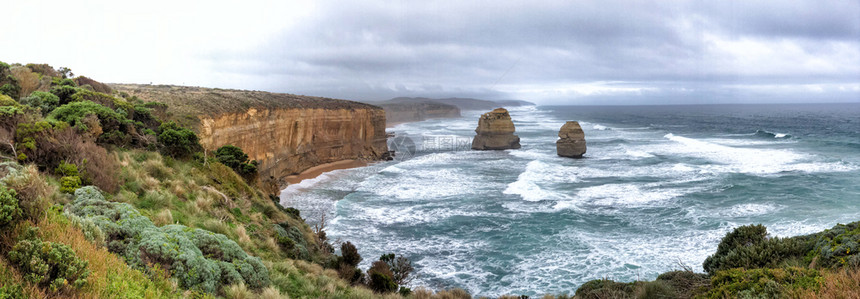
111,84,388,186
383,97,534,111
375,99,461,126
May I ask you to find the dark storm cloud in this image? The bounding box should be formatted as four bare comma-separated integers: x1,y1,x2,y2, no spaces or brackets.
207,0,860,104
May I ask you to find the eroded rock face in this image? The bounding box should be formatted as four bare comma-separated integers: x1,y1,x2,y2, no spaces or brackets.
557,121,586,158
471,108,521,150
198,107,388,186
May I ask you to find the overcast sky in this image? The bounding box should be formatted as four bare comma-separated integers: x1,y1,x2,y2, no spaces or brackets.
4,0,860,105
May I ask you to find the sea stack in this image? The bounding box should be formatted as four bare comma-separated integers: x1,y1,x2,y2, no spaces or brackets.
557,121,586,158
471,108,521,150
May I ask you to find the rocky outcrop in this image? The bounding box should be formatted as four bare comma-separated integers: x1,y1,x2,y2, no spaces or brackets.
557,121,586,158
471,108,521,150
112,84,389,187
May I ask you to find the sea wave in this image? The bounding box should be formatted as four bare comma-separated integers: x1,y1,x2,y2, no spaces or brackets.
754,129,791,139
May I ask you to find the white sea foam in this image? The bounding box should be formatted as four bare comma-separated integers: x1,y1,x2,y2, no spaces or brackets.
662,133,812,175
593,124,610,130
573,184,686,207
721,203,781,217
504,160,578,202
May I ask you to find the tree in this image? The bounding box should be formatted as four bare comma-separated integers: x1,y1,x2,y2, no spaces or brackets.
157,121,200,158
215,145,258,176
380,253,415,286
58,67,73,79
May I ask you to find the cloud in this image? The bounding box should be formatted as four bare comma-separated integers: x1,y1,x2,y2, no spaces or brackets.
3,0,859,104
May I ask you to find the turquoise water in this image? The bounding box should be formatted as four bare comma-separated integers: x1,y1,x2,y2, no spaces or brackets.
280,103,860,297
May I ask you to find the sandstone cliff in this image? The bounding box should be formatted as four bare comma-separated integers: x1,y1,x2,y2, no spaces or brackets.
557,121,586,158
112,84,388,185
471,108,521,150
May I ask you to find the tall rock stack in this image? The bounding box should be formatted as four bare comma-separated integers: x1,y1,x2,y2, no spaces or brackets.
557,121,586,158
471,108,521,150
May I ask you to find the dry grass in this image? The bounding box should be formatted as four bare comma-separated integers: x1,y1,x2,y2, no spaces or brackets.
792,269,860,299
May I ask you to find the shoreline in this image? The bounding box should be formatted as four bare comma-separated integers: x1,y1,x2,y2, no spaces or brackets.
282,159,369,186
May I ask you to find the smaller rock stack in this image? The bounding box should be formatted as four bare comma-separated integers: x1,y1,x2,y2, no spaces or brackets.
557,121,586,158
471,108,521,150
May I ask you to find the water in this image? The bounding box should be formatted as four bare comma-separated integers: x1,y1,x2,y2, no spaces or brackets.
280,103,860,297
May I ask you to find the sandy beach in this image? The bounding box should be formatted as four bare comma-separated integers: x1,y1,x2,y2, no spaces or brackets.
282,159,369,185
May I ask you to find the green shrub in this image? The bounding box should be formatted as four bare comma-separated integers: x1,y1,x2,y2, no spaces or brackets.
55,78,77,87
157,121,200,158
55,161,79,177
274,221,311,261
49,100,129,138
574,279,634,299
60,175,82,194
811,221,860,268
655,270,709,298
341,242,361,267
19,91,60,114
0,284,24,299
7,227,90,293
367,260,398,293
703,267,821,298
65,186,270,294
49,85,78,104
0,94,19,107
0,186,21,227
0,82,20,99
215,145,258,176
703,224,814,275
380,253,414,285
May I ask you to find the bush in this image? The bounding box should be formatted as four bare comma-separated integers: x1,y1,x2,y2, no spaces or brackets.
59,175,81,194
655,270,709,298
49,85,78,105
49,100,129,139
367,260,398,293
703,224,814,275
215,145,258,176
380,253,414,286
65,186,270,294
0,163,51,221
575,279,634,299
7,227,90,293
0,186,21,227
274,221,311,261
341,242,362,267
19,91,60,114
810,221,860,268
703,267,822,298
0,94,19,107
157,121,200,158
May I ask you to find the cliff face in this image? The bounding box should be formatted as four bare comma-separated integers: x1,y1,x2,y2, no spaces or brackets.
199,108,387,184
112,84,389,186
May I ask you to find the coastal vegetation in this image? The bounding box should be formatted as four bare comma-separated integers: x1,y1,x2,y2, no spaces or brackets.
575,222,860,298
0,61,441,299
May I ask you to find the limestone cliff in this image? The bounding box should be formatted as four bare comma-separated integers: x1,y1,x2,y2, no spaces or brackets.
112,84,388,185
557,121,587,158
471,108,521,150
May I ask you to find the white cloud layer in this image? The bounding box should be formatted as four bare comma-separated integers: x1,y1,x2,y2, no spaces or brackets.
3,0,859,104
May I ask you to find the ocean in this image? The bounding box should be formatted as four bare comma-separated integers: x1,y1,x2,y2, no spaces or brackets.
280,103,860,297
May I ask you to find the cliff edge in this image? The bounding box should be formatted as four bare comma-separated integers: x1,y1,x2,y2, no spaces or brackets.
112,84,388,186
